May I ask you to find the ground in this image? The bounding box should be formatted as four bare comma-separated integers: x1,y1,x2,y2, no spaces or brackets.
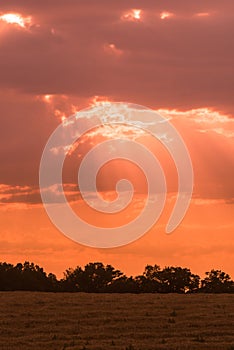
0,292,233,349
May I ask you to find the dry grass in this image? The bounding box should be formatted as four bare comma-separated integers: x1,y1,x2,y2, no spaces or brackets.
0,292,233,349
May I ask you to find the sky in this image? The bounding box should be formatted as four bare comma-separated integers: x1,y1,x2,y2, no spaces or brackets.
0,0,233,279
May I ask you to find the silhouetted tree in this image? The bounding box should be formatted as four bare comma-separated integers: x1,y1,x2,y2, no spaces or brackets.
62,262,123,292
83,262,122,292
47,273,59,291
0,260,233,293
19,262,49,291
138,265,200,293
0,262,15,290
0,261,58,291
108,276,140,293
137,264,161,292
201,269,234,293
62,266,84,292
159,266,200,293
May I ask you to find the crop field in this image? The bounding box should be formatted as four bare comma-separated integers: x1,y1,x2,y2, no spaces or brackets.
0,292,233,350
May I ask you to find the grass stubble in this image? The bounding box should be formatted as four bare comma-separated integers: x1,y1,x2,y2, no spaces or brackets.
0,292,233,349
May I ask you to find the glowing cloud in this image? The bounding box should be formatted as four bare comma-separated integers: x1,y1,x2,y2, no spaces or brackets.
157,108,234,138
122,9,142,22
54,109,66,123
0,13,32,28
132,9,141,20
44,94,53,103
160,12,174,20
89,95,111,107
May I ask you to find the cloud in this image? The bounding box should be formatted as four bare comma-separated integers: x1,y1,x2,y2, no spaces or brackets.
0,1,233,112
159,108,234,138
0,89,233,204
0,13,33,29
0,1,233,205
0,183,81,205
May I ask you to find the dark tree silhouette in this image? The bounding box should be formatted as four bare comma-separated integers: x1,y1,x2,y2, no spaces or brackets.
0,261,233,293
0,261,58,291
108,276,140,293
62,266,84,292
0,262,15,290
47,273,59,291
137,265,200,293
201,269,234,293
62,262,123,292
136,264,161,292
158,266,200,293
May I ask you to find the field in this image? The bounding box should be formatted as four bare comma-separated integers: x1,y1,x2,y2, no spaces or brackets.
0,293,233,350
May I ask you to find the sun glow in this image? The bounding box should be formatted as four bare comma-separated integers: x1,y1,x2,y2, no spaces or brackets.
133,9,141,20
122,9,142,22
0,13,32,28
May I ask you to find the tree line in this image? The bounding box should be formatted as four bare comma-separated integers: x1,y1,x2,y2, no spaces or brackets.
0,261,233,293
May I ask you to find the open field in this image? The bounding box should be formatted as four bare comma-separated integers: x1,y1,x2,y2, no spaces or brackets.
0,293,233,350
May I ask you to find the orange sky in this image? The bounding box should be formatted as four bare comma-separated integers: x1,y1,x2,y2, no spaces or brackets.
0,1,233,279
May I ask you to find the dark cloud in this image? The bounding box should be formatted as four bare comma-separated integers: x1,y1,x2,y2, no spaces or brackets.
0,0,233,111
